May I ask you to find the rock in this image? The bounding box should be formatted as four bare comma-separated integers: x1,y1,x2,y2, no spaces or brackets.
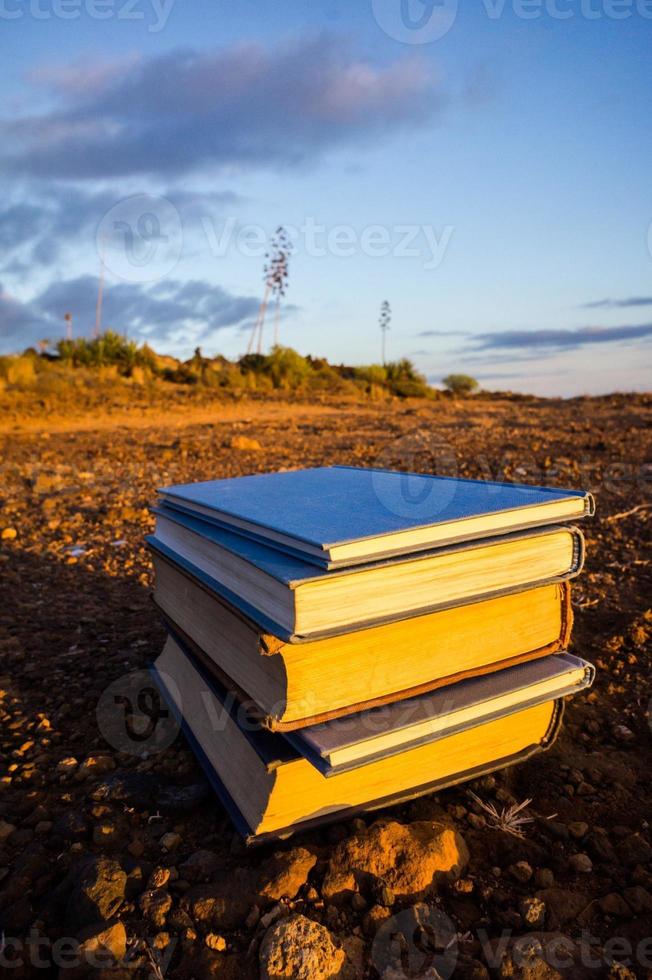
1,527,17,540
205,933,227,951
65,857,127,930
160,832,182,852
147,867,171,889
181,867,257,931
75,919,127,972
371,903,458,979
179,850,222,884
322,819,468,904
509,861,533,883
259,914,346,980
78,755,115,779
622,885,652,913
520,896,546,927
363,905,392,936
567,822,588,840
229,435,262,452
598,893,631,917
139,888,173,928
482,930,599,978
535,889,591,929
258,847,318,902
535,869,555,889
0,820,16,842
56,757,78,775
617,833,652,866
568,853,592,874
93,822,122,847
586,830,617,864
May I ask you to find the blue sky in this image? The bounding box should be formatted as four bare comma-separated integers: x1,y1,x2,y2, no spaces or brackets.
1,0,651,394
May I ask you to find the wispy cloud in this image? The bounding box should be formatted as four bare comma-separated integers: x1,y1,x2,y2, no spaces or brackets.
1,36,442,180
0,276,261,353
580,297,652,310
468,322,652,352
416,329,470,337
0,185,241,276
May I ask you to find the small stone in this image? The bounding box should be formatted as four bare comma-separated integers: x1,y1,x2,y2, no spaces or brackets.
93,821,120,846
160,832,182,852
56,757,78,775
260,904,287,929
599,892,631,917
535,868,555,888
76,919,127,969
454,878,474,894
35,821,53,835
372,880,395,907
519,896,546,927
205,933,227,952
509,861,533,883
259,914,345,980
568,821,589,840
139,888,173,928
179,850,221,884
148,867,171,889
569,853,593,874
0,820,16,842
623,886,652,913
128,839,145,858
363,904,391,936
65,856,127,930
78,755,115,779
1,527,17,540
229,435,262,452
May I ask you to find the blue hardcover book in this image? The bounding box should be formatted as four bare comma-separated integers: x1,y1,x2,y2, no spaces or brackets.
152,632,568,841
159,465,594,568
148,505,585,639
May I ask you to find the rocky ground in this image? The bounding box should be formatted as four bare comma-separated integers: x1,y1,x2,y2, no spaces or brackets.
0,392,651,979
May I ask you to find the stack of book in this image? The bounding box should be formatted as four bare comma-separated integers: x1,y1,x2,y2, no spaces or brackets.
147,466,595,842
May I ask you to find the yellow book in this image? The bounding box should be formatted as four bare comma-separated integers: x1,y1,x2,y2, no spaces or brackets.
153,636,563,841
152,548,573,729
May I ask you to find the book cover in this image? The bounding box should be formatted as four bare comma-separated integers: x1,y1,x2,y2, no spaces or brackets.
159,465,594,567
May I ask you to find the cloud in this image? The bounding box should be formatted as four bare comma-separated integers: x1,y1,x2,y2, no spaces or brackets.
0,185,242,275
0,276,261,353
416,329,470,337
468,322,652,352
581,297,652,310
0,36,441,180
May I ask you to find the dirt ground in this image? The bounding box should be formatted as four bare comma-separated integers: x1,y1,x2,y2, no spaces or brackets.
1,392,651,978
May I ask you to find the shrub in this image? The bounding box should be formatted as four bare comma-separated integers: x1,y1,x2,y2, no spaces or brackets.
442,373,479,396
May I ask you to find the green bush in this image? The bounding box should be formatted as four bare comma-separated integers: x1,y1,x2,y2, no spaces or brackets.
442,373,479,396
